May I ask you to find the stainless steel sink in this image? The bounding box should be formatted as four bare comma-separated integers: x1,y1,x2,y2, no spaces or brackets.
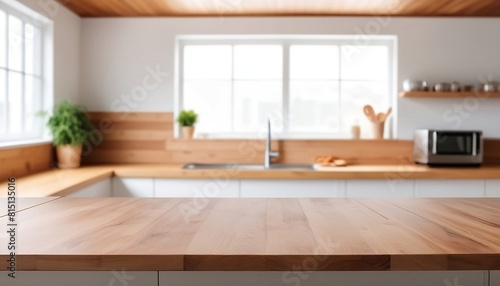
183,163,314,171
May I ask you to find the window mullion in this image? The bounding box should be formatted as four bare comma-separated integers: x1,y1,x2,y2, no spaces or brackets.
0,18,6,134
177,43,184,138
282,44,290,134
4,13,9,134
388,43,395,139
38,25,44,136
230,45,235,133
20,20,25,132
337,44,342,133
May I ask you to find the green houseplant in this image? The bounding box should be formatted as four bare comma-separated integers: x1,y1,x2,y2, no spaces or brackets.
176,110,198,139
47,101,95,169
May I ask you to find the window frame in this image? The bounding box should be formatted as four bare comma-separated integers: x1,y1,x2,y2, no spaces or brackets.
0,0,52,144
175,35,397,139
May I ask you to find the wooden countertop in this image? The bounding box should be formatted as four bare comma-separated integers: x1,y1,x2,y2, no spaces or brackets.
0,197,499,271
112,163,500,180
2,163,500,197
0,166,114,197
0,197,60,217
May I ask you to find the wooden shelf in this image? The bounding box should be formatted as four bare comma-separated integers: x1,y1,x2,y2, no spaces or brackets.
399,91,500,98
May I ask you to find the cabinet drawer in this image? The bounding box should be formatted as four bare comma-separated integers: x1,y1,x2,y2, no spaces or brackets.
159,271,487,286
155,179,239,198
415,180,484,197
485,180,500,198
345,180,414,198
491,271,500,286
240,180,344,198
0,271,157,286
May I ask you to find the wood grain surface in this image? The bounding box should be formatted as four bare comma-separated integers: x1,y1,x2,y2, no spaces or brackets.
0,197,499,271
0,144,53,181
84,112,415,165
84,112,500,166
0,196,61,217
0,166,114,197
57,0,500,17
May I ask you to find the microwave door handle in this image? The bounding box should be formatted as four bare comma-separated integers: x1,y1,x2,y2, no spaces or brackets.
432,132,437,155
472,133,477,156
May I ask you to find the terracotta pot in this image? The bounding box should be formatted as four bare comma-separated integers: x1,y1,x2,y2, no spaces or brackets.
56,145,83,169
182,126,195,139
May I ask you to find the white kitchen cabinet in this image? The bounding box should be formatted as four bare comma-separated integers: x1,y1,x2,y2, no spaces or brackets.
154,179,239,198
485,180,500,197
240,180,345,198
159,271,488,286
0,271,157,286
66,179,112,197
345,180,414,198
112,177,154,197
491,271,500,286
415,180,485,197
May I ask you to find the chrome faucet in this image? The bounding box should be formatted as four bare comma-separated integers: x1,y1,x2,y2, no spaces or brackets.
265,118,279,169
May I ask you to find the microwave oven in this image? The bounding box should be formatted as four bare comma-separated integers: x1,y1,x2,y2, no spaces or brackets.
413,130,483,166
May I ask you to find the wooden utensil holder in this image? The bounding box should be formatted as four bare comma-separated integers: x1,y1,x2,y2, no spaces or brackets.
371,121,385,139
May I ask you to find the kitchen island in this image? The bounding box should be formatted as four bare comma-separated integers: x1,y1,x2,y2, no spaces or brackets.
1,197,499,285
1,197,499,269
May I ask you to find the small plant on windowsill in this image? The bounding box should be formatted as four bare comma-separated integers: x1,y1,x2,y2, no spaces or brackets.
47,101,95,169
177,110,198,139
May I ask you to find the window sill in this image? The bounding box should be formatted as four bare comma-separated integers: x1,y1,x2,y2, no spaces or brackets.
0,138,52,150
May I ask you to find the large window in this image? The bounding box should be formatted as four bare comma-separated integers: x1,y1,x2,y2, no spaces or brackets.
177,36,396,139
0,1,48,143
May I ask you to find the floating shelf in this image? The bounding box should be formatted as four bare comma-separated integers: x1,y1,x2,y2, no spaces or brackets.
399,91,500,98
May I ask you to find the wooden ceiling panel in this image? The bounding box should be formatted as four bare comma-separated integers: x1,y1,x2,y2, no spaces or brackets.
56,0,500,17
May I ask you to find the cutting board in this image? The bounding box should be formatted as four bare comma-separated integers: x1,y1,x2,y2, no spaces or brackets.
313,162,348,170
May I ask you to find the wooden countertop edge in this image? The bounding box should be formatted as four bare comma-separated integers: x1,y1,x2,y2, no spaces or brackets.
3,164,500,197
0,255,184,271
112,164,500,180
0,168,114,197
2,254,499,271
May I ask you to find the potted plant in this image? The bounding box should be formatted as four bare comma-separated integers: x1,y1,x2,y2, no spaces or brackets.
47,101,95,169
177,110,198,139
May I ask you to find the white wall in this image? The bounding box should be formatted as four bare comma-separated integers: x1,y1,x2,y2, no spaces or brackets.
17,0,81,104
79,17,500,139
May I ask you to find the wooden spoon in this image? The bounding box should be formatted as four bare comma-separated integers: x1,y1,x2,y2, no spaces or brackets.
376,107,393,123
376,112,385,122
363,105,376,122
385,107,392,119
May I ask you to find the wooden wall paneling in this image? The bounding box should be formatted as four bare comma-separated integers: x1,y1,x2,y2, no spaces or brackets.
83,112,414,165
279,140,413,165
483,139,500,164
0,144,53,181
83,150,173,164
83,112,500,166
165,138,272,165
84,112,173,164
2,111,499,180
